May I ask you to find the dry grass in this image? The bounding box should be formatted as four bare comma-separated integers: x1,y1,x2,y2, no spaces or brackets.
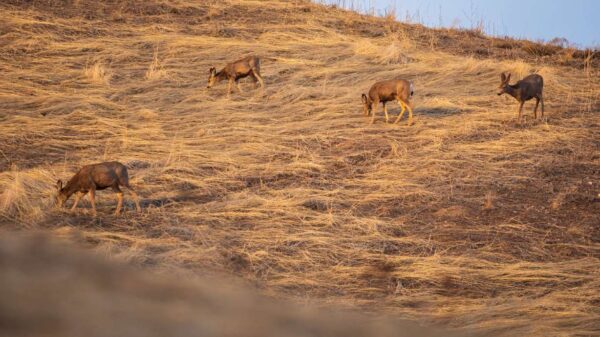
0,0,599,336
1,233,456,337
84,61,111,84
145,46,168,81
0,165,56,223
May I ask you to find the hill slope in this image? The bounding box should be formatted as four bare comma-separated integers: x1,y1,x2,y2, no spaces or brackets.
1,0,599,336
1,234,458,337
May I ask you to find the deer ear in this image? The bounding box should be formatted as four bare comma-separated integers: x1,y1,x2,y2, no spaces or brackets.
506,73,511,82
56,179,63,191
361,94,367,103
500,72,506,82
209,67,216,74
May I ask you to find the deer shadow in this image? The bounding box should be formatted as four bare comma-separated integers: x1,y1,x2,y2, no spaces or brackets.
141,191,216,208
415,106,464,116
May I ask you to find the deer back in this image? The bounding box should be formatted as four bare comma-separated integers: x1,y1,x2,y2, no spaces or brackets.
227,56,258,77
71,162,126,191
518,74,544,99
368,79,411,103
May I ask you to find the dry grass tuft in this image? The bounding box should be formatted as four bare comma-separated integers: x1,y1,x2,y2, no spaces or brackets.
482,191,494,210
522,40,561,57
354,39,413,64
145,47,167,81
0,167,55,223
84,61,111,84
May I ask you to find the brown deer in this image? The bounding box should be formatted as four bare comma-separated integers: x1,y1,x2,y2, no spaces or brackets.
497,72,544,123
207,56,265,95
362,79,414,125
55,161,141,216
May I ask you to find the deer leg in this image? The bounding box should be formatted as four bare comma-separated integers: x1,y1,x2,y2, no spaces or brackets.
236,79,244,93
383,102,389,123
252,69,265,89
540,95,545,118
126,186,142,213
250,73,259,88
394,100,406,124
227,78,234,95
406,101,414,126
70,192,83,211
88,188,97,217
370,100,379,124
112,185,123,215
534,98,540,119
518,102,524,124
115,192,123,215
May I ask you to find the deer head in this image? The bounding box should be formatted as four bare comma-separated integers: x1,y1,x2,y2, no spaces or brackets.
207,67,218,89
55,179,68,207
361,94,372,115
497,72,512,96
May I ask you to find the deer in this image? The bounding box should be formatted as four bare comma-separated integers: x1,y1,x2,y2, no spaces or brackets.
207,55,265,95
55,161,141,216
497,72,544,124
362,79,414,125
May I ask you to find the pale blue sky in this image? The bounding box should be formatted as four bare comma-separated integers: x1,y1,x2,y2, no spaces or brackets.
322,0,599,48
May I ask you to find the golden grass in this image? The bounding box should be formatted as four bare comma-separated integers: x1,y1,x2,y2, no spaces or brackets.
84,61,111,84
1,233,457,337
145,46,168,81
0,0,599,336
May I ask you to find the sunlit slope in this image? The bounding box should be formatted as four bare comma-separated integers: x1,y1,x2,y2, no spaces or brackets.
1,234,459,337
0,1,599,336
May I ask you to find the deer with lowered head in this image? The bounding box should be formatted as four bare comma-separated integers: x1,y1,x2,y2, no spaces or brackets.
497,72,544,123
362,79,414,125
207,55,265,95
55,161,141,216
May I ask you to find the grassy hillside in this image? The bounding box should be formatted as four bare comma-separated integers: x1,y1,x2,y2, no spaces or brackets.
1,0,599,336
1,234,458,337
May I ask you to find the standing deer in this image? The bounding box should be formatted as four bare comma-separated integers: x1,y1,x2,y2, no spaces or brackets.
55,161,141,216
207,56,265,95
362,79,414,125
497,72,544,123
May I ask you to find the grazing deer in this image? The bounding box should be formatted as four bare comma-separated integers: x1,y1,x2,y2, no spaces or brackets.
207,56,265,95
55,161,141,216
362,79,414,125
497,72,544,123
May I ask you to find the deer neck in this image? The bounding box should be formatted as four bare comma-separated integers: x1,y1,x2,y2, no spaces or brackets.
505,84,520,100
62,177,81,198
216,70,229,82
